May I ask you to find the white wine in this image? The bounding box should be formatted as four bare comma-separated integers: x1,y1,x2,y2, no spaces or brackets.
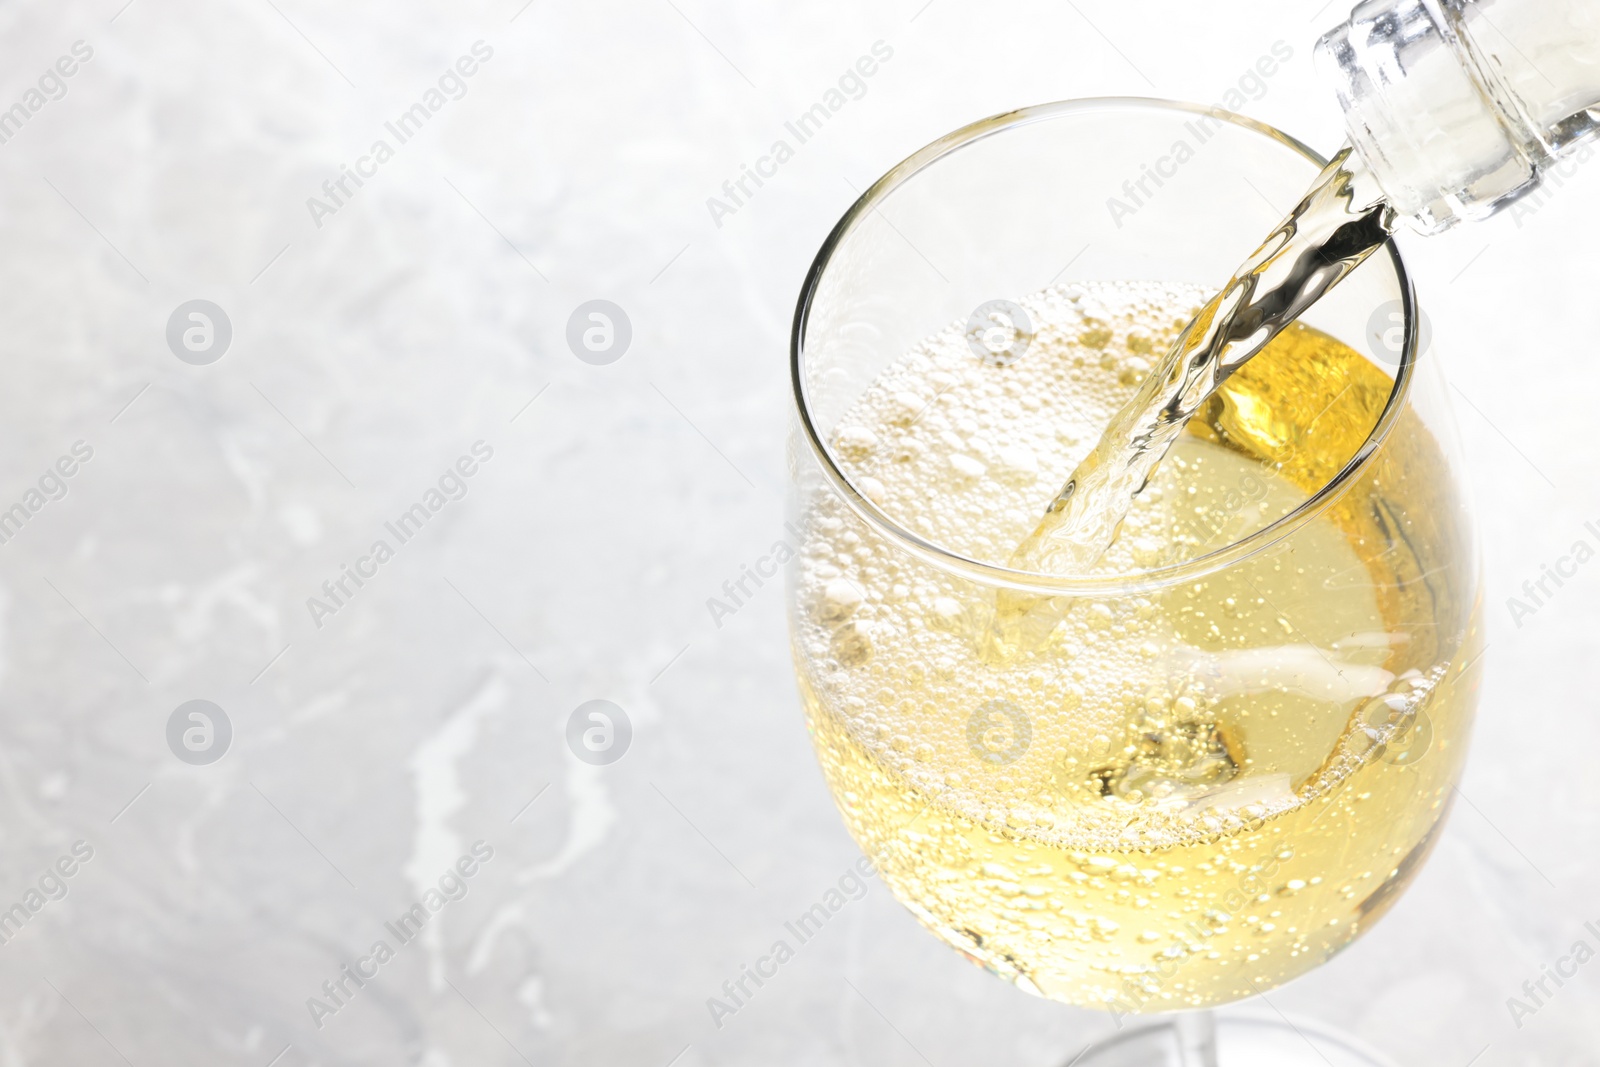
792,281,1480,1012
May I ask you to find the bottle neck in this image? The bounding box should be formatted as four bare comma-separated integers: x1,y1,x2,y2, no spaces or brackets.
1317,0,1600,233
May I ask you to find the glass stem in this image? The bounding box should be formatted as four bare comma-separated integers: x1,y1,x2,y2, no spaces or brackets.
1173,1010,1219,1067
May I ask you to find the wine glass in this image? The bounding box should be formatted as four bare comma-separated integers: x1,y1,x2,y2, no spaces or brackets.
786,99,1481,1066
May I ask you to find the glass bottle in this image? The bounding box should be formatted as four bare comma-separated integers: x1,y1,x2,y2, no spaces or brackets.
1319,0,1600,232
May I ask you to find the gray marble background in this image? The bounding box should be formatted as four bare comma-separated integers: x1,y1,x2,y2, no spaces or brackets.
0,0,1594,1064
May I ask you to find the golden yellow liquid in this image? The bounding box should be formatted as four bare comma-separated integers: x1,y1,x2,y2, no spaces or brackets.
793,282,1481,1012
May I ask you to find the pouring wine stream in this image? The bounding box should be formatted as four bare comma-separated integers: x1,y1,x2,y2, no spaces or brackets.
1008,145,1396,578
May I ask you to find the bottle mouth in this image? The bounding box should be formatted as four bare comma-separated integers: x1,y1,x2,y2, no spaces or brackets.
1314,0,1545,233
789,97,1419,598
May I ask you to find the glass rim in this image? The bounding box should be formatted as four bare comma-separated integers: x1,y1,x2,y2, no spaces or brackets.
789,96,1419,597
